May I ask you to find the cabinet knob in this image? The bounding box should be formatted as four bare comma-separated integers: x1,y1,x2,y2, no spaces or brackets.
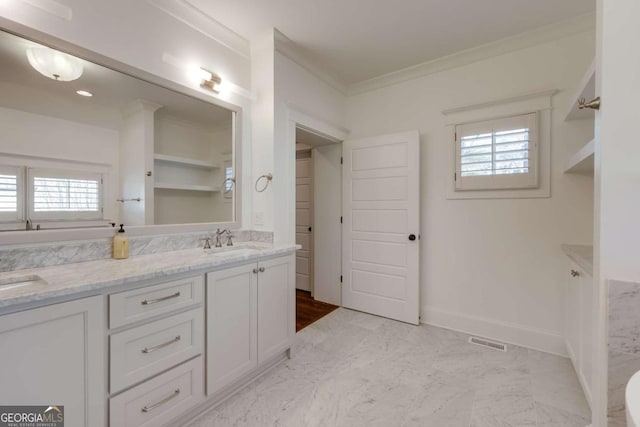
259,267,265,272
252,268,258,274
571,269,580,277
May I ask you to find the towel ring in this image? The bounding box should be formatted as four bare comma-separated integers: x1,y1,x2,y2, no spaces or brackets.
255,173,273,192
223,177,235,194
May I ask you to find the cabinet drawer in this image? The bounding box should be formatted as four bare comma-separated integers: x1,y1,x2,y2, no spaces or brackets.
109,276,204,329
110,356,204,427
110,308,203,393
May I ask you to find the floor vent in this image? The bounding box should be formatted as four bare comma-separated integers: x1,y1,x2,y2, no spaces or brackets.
468,336,507,352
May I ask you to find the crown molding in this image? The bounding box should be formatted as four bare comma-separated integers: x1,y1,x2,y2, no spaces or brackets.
273,29,348,95
148,0,250,59
15,0,72,20
348,12,595,96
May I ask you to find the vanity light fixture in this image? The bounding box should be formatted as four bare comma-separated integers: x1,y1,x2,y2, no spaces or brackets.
26,46,83,81
199,68,221,93
76,90,93,97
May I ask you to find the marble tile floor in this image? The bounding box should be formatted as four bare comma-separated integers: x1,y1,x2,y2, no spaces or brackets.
188,308,590,427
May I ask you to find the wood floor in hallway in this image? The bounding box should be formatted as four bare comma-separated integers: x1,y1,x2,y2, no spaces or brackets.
296,289,339,332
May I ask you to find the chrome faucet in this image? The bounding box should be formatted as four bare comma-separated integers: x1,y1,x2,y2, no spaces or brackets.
224,228,234,246
215,229,224,247
200,237,212,250
215,228,234,247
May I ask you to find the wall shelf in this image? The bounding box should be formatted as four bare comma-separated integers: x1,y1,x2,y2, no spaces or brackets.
564,59,596,122
154,153,220,169
564,139,595,175
154,182,220,192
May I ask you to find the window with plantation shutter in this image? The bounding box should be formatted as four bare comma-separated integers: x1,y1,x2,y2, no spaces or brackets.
455,112,539,191
0,165,23,224
28,168,103,221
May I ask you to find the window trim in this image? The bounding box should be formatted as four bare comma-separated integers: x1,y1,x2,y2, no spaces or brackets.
27,167,104,221
443,90,554,200
454,112,539,191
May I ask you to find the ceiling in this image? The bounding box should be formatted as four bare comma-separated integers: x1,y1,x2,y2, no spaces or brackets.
187,0,595,85
0,30,232,130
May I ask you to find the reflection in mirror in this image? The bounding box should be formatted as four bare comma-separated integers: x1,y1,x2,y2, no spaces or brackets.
0,30,236,232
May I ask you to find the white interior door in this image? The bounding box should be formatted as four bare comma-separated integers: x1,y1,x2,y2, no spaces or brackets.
342,130,420,324
296,152,313,292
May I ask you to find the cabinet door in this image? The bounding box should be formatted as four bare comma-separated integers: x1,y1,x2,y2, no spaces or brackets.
565,261,582,368
258,255,295,364
206,263,257,395
0,296,105,427
579,269,593,403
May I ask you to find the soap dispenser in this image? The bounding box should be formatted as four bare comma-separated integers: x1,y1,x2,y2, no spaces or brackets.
113,224,129,259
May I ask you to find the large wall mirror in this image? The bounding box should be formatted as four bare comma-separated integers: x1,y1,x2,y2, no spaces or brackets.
0,29,238,233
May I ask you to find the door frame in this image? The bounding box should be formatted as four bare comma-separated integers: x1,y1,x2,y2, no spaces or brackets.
285,105,349,305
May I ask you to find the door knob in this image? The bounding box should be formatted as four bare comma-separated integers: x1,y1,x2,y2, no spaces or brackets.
409,234,416,241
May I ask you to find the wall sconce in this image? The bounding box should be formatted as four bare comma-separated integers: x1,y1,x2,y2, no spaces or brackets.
199,68,221,93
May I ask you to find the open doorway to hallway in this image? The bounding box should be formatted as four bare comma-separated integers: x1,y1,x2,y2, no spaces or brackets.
295,126,342,330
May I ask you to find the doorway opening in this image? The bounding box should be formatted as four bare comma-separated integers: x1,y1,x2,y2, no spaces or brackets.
295,125,342,330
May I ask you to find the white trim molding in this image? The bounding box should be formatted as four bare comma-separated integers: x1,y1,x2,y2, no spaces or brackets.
148,0,250,59
348,13,595,96
422,305,567,357
274,30,348,95
15,0,72,21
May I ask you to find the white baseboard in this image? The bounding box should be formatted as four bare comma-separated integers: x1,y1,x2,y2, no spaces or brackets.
422,306,567,357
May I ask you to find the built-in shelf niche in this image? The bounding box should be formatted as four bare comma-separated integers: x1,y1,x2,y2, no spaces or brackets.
153,153,221,170
564,139,594,175
154,182,220,192
563,58,596,177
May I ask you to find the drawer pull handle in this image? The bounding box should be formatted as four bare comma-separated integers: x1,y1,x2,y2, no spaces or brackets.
571,269,580,278
141,388,180,412
141,292,181,305
142,336,181,354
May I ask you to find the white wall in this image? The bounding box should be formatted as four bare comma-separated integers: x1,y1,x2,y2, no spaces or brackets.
250,31,276,232
346,31,596,354
591,0,640,423
0,0,253,234
119,101,157,226
0,105,119,222
598,0,640,284
273,49,347,244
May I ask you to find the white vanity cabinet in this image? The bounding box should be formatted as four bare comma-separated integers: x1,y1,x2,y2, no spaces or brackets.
564,259,593,406
206,254,295,395
108,275,205,427
0,296,105,427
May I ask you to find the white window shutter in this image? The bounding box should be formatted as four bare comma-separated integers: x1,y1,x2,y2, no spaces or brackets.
455,112,539,191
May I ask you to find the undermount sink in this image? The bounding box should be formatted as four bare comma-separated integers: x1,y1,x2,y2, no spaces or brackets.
205,246,262,257
0,274,48,291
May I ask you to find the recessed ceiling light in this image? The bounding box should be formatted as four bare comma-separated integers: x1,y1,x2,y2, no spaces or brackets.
76,90,93,97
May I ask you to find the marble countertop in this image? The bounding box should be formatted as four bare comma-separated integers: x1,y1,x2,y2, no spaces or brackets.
561,244,593,276
0,243,298,312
